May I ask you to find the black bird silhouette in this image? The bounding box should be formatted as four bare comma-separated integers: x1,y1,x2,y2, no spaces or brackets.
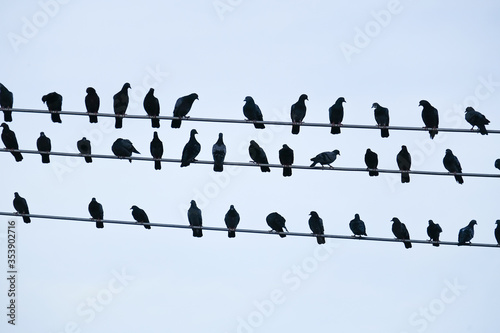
188,200,203,237
495,220,500,245
0,83,14,122
391,217,412,249
181,129,201,167
266,212,288,238
212,133,226,172
42,92,62,123
112,138,140,162
243,96,265,129
350,214,367,237
372,102,389,138
13,192,30,223
144,88,160,128
279,144,294,177
1,123,22,162
364,148,379,176
77,137,92,163
443,149,463,184
329,97,346,134
88,198,104,229
458,220,477,245
465,106,489,135
396,145,411,183
113,83,131,129
310,150,340,168
171,93,198,128
419,100,439,139
36,132,51,163
495,159,500,171
131,205,151,229
150,131,163,170
290,94,308,134
427,220,442,247
249,140,270,172
85,87,100,123
224,205,240,238
309,211,325,244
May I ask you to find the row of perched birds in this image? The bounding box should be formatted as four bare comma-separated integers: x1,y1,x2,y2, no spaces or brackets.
0,83,492,136
11,192,498,247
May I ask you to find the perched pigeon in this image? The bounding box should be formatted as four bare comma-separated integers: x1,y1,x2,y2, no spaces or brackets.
171,93,198,128
310,150,340,168
329,97,346,134
458,220,477,245
266,212,288,238
443,149,463,184
1,123,22,162
465,106,489,135
290,94,308,134
0,83,13,122
13,192,30,223
243,96,265,129
427,220,442,247
495,159,500,171
131,205,151,229
42,92,63,123
249,140,270,172
419,100,439,139
350,214,367,237
495,220,500,245
364,148,379,176
188,200,203,237
278,144,294,177
144,88,160,128
88,198,104,229
372,102,389,138
150,131,163,170
36,132,51,163
396,145,411,183
112,138,140,162
77,137,92,163
391,217,412,249
212,133,226,172
181,129,201,167
85,87,100,123
309,211,325,244
113,83,131,129
224,205,240,238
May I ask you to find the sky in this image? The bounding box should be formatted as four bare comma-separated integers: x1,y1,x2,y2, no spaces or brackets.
1,0,500,332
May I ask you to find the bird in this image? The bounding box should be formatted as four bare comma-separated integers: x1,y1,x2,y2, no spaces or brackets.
458,220,477,245
243,96,265,129
249,140,270,172
144,88,160,128
372,102,390,138
495,220,500,245
131,205,151,229
224,205,240,238
0,83,14,122
1,123,22,162
427,220,442,247
396,145,411,183
85,87,100,123
181,129,201,167
36,132,51,163
113,83,131,129
443,149,463,184
112,138,140,162
329,97,346,134
42,92,63,123
171,93,198,128
419,100,439,139
212,133,226,172
308,211,325,244
278,144,294,177
495,159,500,171
266,212,288,238
391,217,412,249
150,131,163,170
188,200,203,237
88,198,104,229
290,94,308,134
13,192,30,223
77,137,92,163
349,214,367,237
364,148,379,176
465,106,489,135
310,150,340,168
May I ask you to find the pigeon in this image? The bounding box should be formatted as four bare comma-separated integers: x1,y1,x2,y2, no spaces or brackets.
171,93,198,128
249,140,270,172
443,149,463,184
458,220,477,245
266,212,288,238
495,220,500,245
131,205,151,229
329,97,346,134
112,138,140,162
278,144,294,177
181,129,201,167
77,137,92,163
372,102,390,138
212,133,226,172
391,217,412,249
13,192,30,223
85,87,100,123
465,106,489,135
150,131,163,170
290,94,308,134
349,214,367,237
36,132,51,163
144,88,160,128
188,200,203,237
224,205,240,238
310,150,340,168
419,100,439,139
88,198,104,229
396,145,411,183
243,96,265,129
0,83,13,122
309,211,325,244
495,159,500,171
364,148,379,176
42,92,63,123
1,123,22,162
113,83,131,129
427,220,442,247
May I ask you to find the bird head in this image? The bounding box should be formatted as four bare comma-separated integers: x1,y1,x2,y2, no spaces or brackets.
371,102,379,108
496,220,500,225
190,200,197,207
191,129,198,136
230,205,235,209
391,217,400,223
1,123,9,129
300,94,308,101
244,96,254,103
445,149,452,154
465,106,474,113
470,220,477,226
123,83,131,90
14,192,19,197
419,100,430,107
309,211,318,217
86,87,96,94
130,205,137,210
355,213,360,219
333,149,340,155
337,97,346,104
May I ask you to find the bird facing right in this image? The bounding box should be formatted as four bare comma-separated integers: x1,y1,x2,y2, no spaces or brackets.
458,220,477,245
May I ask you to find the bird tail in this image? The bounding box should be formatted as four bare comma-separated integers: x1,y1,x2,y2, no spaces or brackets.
89,115,98,123
12,152,23,162
154,160,161,170
96,221,104,229
432,238,439,247
310,161,318,167
455,175,464,184
171,119,182,128
151,118,160,128
84,156,92,163
401,173,410,183
254,123,265,129
279,233,286,238
213,162,223,172
331,126,341,134
228,230,236,238
115,117,123,129
316,236,325,244
404,241,412,249
478,125,488,135
381,128,389,138
291,125,300,134
51,112,62,123
192,228,203,238
22,216,30,223
3,111,12,122
429,129,438,139
41,154,50,163
260,166,271,172
283,167,292,177
144,224,151,230
369,170,379,176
